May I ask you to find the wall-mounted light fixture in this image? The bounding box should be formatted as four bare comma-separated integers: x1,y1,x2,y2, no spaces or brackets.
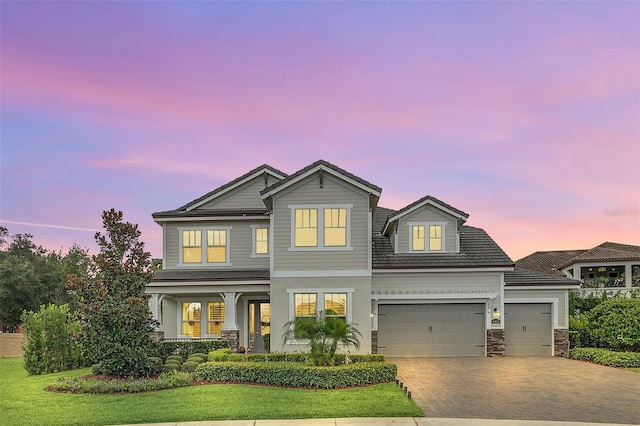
492,308,501,319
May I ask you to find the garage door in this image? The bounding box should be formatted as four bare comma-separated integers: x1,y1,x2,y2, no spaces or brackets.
377,303,486,357
504,303,552,356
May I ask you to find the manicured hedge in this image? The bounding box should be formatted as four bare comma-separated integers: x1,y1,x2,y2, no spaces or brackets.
194,361,397,388
48,371,193,394
154,340,230,360
208,349,386,365
570,348,640,368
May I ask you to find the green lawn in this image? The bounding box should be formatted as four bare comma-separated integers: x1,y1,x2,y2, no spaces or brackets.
0,357,422,425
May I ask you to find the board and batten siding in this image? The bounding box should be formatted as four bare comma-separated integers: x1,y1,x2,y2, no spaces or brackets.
372,271,502,292
504,288,568,329
396,206,458,253
199,175,278,210
164,220,270,269
271,174,370,272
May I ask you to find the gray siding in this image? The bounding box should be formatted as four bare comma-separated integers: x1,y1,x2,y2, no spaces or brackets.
272,174,370,272
200,175,275,210
504,288,568,328
372,271,501,291
164,220,269,269
397,206,458,253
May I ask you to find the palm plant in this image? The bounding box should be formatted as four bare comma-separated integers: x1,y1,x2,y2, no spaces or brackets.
282,310,362,366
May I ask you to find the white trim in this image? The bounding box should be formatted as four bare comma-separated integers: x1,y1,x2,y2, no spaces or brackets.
187,168,286,212
288,204,354,251
407,221,448,253
272,269,371,278
373,292,498,300
177,226,233,267
367,210,372,274
156,215,266,223
261,164,381,200
504,298,559,329
505,285,580,290
382,198,468,235
250,224,270,258
162,223,167,270
374,267,514,273
269,213,275,272
148,280,270,287
393,230,399,254
176,297,227,339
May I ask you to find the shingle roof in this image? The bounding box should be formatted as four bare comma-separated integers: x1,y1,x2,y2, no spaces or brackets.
381,195,469,235
174,164,287,212
152,209,269,219
260,159,382,197
504,268,581,287
515,250,587,276
372,206,513,269
152,269,270,282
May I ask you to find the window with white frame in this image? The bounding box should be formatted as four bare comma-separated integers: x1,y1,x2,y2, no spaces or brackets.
179,226,231,265
207,302,225,336
408,222,445,253
251,225,269,256
181,302,202,338
289,289,353,321
290,205,352,250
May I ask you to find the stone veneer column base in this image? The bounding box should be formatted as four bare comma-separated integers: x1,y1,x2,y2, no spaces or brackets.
151,330,165,342
371,330,378,354
222,329,240,353
554,329,570,357
486,329,505,356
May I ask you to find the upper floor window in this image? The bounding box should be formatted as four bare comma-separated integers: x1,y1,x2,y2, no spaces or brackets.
182,230,202,263
179,226,232,266
252,226,269,256
408,222,445,253
290,204,352,250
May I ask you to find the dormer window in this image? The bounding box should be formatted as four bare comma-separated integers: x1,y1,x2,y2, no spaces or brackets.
290,204,353,251
408,222,446,253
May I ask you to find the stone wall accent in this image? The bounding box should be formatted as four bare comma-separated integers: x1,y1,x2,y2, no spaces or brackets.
222,329,240,353
486,329,505,356
371,330,378,354
0,332,24,358
554,329,570,358
151,330,165,342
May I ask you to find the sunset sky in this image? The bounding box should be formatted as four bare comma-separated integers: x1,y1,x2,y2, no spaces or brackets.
1,1,638,261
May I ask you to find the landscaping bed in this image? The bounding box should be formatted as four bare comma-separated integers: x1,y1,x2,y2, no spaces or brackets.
569,347,640,368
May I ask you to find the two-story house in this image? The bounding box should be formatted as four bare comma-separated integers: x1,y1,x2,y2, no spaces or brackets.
148,160,579,357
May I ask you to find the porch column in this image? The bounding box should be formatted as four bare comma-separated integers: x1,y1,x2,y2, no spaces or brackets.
220,292,241,352
625,264,633,288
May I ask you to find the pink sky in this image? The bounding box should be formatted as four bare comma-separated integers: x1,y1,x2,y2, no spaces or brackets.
1,1,638,261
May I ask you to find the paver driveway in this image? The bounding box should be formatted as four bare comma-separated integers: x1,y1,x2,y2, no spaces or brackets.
391,357,640,425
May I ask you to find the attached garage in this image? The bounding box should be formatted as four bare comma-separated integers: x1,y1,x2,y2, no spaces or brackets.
377,303,486,357
504,303,552,356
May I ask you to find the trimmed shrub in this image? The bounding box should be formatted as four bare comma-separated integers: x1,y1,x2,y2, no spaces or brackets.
208,348,243,362
570,348,640,368
189,352,207,360
187,356,205,364
181,361,199,373
587,298,640,352
194,361,397,388
149,357,163,374
163,363,179,373
92,364,103,375
48,370,193,394
154,340,230,360
166,355,183,363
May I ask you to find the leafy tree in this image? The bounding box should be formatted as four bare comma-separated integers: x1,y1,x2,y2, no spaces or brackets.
587,298,640,352
0,229,89,332
67,209,157,377
282,310,362,366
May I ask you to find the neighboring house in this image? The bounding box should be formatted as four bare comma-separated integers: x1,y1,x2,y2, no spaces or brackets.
148,160,579,357
517,242,640,291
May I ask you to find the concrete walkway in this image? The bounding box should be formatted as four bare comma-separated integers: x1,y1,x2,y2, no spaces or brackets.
392,357,640,425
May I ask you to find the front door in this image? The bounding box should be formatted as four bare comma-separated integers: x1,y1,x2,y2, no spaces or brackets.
248,301,270,353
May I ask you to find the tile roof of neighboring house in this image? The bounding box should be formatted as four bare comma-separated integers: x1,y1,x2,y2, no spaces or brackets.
516,242,640,274
504,268,581,287
372,206,513,269
260,159,382,197
152,269,270,282
515,250,587,276
170,164,287,213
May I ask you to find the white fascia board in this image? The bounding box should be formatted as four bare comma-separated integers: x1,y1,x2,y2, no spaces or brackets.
272,269,371,278
148,280,270,287
187,169,286,212
155,215,268,223
261,164,381,200
373,267,513,273
382,199,469,235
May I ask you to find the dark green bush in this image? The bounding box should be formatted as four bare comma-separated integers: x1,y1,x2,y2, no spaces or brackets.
208,348,244,362
48,370,193,394
92,364,103,375
194,361,396,388
187,356,205,364
588,298,640,352
154,340,230,360
163,363,179,373
570,348,640,368
181,361,199,372
189,352,207,360
149,357,163,374
166,355,183,363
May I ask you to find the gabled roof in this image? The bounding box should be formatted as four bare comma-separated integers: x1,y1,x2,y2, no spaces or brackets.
558,242,640,268
515,250,587,276
372,206,513,269
260,160,382,209
504,268,581,287
382,195,469,236
152,164,287,220
151,269,270,282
